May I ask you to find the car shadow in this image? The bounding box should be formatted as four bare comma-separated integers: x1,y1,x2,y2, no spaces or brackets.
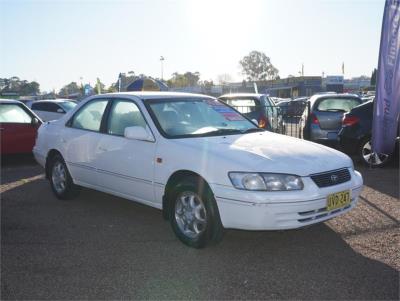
1,154,37,167
355,163,399,199
1,154,42,185
1,177,398,300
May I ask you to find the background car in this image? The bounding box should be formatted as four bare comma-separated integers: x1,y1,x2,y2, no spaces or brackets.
218,93,285,133
27,99,77,121
300,93,362,145
338,100,399,167
0,99,42,155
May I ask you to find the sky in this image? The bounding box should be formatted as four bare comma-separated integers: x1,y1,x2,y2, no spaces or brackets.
0,0,385,92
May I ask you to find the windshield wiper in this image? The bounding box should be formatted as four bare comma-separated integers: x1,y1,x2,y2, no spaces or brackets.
200,128,242,136
242,128,265,134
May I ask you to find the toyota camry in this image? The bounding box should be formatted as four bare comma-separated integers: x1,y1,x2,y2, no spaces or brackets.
33,92,363,248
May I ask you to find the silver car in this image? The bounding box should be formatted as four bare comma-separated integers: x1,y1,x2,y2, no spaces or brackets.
300,93,362,145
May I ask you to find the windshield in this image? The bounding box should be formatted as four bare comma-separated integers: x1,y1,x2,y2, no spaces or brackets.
59,101,77,111
147,98,260,138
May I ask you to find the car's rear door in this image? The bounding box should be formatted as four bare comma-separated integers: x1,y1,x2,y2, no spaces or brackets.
314,96,362,131
0,103,39,154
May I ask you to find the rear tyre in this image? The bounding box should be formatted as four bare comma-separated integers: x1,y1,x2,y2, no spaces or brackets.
358,137,391,167
49,154,80,199
169,177,224,248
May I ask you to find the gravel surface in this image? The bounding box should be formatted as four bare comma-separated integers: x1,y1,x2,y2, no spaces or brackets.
1,156,399,300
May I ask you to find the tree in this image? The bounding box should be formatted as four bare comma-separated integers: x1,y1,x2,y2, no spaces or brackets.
167,71,201,88
0,77,40,95
371,68,377,86
239,51,279,81
19,80,40,95
95,78,106,94
184,72,200,86
59,82,81,96
201,80,214,89
107,82,118,93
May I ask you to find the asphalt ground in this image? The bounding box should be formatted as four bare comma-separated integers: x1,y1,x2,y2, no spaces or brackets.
1,155,399,300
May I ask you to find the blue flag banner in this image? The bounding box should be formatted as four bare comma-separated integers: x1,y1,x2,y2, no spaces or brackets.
372,0,400,155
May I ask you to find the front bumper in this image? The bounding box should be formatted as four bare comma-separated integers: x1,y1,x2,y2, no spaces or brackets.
211,169,363,230
32,146,46,168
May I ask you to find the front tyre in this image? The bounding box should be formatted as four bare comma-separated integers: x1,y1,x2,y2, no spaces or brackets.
169,179,224,248
49,154,80,200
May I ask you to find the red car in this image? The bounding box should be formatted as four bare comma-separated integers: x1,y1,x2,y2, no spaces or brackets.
0,99,42,155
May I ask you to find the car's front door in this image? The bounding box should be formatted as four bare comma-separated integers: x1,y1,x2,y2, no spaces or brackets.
0,103,39,154
95,98,157,205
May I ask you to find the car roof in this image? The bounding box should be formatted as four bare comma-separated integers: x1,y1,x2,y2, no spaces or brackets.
102,91,213,101
218,93,264,99
0,98,23,104
32,99,74,103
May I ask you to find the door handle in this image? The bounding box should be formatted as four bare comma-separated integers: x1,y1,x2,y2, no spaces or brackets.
98,146,108,152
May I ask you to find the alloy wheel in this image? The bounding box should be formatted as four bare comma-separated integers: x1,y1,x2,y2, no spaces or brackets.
52,161,67,194
361,140,389,167
174,191,207,239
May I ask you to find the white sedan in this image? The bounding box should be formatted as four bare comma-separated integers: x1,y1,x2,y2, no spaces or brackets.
33,92,363,248
28,99,77,121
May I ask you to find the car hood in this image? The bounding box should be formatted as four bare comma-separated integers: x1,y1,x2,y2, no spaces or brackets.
172,132,353,176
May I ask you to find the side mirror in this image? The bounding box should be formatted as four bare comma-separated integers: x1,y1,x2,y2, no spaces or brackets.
57,108,64,113
124,126,154,142
251,119,258,125
31,117,41,127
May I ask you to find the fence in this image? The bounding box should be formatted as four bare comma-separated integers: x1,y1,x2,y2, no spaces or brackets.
229,101,310,138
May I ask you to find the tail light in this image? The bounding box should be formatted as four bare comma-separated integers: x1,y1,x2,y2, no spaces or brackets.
258,115,268,128
342,115,360,126
310,113,319,125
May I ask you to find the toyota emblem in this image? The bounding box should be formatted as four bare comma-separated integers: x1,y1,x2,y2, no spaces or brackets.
331,174,338,182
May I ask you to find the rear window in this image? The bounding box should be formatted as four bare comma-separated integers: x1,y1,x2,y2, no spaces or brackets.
317,97,361,112
221,98,259,114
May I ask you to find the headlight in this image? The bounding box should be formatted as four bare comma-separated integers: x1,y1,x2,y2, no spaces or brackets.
229,172,304,191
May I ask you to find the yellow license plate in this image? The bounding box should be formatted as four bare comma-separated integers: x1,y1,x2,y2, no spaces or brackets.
327,190,351,211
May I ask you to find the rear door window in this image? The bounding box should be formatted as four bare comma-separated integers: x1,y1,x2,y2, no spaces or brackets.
317,97,361,112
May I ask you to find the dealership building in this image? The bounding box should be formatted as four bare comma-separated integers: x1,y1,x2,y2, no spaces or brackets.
223,75,371,98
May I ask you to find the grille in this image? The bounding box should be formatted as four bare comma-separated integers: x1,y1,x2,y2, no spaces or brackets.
310,168,351,188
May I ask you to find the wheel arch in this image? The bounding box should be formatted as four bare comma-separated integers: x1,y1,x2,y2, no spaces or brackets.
45,149,63,179
162,170,213,220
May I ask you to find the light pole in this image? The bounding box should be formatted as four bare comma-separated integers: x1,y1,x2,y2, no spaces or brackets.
160,56,165,80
